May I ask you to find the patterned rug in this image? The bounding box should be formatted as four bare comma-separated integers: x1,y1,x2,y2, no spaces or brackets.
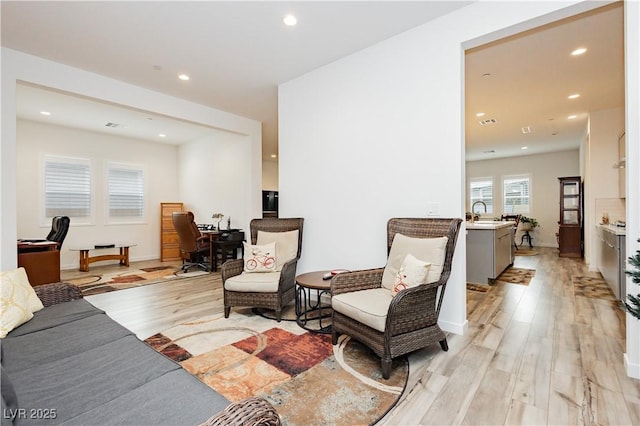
467,283,490,292
145,309,408,425
495,267,535,286
572,275,617,301
66,266,209,295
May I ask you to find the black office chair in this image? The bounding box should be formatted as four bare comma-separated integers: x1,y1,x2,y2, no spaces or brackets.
46,216,70,249
172,212,211,273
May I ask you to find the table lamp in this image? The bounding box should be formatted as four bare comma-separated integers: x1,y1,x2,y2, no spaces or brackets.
212,212,224,230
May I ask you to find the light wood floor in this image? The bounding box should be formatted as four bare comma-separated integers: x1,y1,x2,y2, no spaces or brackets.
62,249,640,425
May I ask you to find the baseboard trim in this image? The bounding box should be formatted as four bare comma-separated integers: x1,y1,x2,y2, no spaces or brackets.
624,353,640,379
439,318,468,336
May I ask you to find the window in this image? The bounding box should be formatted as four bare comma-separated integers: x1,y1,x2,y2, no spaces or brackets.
503,174,530,214
469,177,493,214
107,163,145,221
43,155,92,219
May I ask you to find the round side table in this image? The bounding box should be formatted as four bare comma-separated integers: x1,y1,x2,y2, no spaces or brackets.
295,271,332,334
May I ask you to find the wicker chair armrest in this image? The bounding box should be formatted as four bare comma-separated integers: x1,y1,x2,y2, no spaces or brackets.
278,258,298,292
221,259,244,282
34,282,84,307
199,397,281,426
386,280,442,335
330,268,384,296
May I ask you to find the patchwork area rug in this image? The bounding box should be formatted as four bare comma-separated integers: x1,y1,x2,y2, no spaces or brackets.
66,266,209,295
495,267,535,286
145,309,408,425
467,283,490,293
514,249,539,256
572,275,617,301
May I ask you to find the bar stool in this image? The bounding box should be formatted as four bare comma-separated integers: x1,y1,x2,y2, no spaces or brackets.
520,230,533,248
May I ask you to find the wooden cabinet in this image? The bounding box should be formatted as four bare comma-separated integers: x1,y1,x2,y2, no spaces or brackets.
160,202,183,261
558,176,583,258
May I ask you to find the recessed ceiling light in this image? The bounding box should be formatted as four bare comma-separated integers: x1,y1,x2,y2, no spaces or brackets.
178,74,190,81
571,47,587,56
481,73,491,78
476,112,485,117
521,146,528,150
40,111,51,116
568,94,580,99
568,115,577,119
158,133,166,138
270,154,277,158
283,14,297,26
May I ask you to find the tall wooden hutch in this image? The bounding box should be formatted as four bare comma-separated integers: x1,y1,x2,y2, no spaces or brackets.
160,202,183,261
558,176,583,257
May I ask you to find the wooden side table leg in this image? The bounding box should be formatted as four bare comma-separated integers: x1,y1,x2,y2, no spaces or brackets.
79,250,89,272
121,247,130,266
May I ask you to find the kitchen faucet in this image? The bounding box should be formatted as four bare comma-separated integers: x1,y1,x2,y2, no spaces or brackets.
470,201,487,223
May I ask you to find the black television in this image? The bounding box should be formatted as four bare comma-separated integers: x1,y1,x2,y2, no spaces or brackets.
262,191,278,218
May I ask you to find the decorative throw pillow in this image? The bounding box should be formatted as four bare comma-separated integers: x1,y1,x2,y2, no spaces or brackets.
0,267,44,338
256,230,299,271
381,234,448,291
391,254,432,296
243,242,277,273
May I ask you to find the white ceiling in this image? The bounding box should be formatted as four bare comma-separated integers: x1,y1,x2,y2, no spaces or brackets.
2,1,471,160
2,2,624,162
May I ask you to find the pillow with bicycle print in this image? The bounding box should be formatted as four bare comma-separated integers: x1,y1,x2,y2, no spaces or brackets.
243,241,277,273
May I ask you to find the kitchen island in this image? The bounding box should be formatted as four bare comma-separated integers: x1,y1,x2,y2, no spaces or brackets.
466,221,515,284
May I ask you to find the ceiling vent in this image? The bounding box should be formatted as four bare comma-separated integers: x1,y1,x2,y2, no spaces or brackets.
105,122,123,128
479,118,497,126
521,126,533,134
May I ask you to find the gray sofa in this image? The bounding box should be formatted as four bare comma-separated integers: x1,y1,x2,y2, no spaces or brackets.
1,283,279,426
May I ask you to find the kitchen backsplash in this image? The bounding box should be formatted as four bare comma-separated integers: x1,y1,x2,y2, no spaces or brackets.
595,197,626,224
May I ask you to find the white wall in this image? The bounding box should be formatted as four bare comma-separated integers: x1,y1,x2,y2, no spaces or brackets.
179,133,254,232
279,0,598,336
16,119,179,269
583,107,625,269
1,48,262,271
466,150,580,248
262,160,279,191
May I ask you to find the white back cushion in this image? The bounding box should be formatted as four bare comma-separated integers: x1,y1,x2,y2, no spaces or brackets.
257,230,299,271
381,234,448,290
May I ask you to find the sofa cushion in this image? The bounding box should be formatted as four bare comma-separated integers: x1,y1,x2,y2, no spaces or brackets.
6,299,103,338
0,268,44,338
257,230,299,271
3,313,133,373
7,335,181,424
332,288,392,332
243,242,277,273
381,234,448,291
58,369,230,426
224,272,281,293
1,365,18,418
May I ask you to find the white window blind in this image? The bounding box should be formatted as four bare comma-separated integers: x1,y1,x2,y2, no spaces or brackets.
44,157,91,218
469,177,493,214
503,175,530,214
107,164,145,218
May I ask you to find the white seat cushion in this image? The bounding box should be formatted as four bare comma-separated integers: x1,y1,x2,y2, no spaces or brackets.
224,271,281,293
381,234,448,291
331,288,392,333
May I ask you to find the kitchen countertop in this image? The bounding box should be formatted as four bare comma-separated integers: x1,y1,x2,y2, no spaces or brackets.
466,220,516,230
599,224,626,236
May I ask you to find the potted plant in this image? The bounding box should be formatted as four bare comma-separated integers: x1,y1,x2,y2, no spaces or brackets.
520,216,539,231
625,238,640,320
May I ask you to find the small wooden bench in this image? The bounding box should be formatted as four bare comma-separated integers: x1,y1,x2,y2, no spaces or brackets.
69,244,136,272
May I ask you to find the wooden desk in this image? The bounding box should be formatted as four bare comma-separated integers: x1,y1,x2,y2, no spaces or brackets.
68,244,136,272
201,230,245,272
17,241,60,286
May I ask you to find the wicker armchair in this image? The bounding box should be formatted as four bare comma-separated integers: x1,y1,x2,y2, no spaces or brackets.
331,218,462,379
34,282,83,306
222,218,304,321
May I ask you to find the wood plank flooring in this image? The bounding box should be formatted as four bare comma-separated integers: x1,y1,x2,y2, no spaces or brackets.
61,249,640,425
